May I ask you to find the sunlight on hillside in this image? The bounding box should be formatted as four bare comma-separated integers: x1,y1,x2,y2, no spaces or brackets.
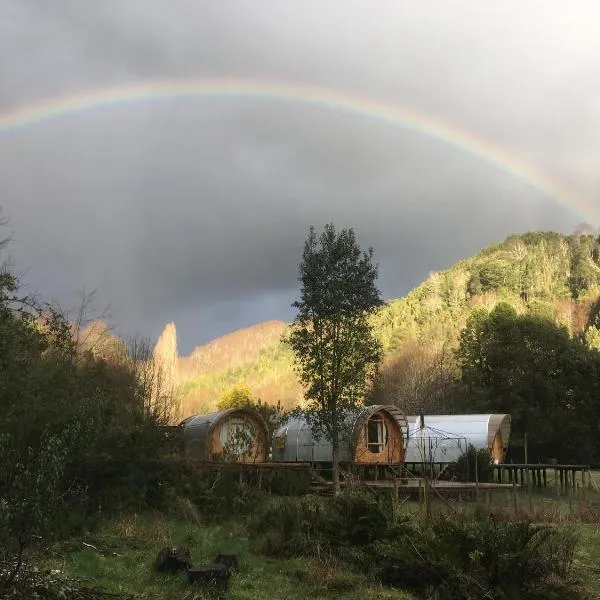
157,232,600,419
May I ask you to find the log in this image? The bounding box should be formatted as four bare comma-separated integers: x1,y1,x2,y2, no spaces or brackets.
187,563,229,589
154,546,192,574
214,553,239,571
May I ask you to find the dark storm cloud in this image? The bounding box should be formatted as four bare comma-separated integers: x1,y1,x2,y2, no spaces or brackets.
1,1,599,353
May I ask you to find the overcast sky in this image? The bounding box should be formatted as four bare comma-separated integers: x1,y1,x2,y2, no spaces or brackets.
1,1,599,354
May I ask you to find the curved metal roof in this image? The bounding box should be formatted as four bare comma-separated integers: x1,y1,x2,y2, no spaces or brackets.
404,413,512,463
272,404,409,463
406,414,511,448
182,407,269,433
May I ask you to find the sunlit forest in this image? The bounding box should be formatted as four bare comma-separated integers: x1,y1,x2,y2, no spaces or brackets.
158,230,600,423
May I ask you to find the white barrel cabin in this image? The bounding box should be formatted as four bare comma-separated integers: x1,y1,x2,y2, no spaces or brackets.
404,414,512,465
271,405,409,465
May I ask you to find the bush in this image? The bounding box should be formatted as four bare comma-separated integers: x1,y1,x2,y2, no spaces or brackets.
451,445,494,483
247,493,405,558
261,469,313,496
247,493,579,599
371,515,578,599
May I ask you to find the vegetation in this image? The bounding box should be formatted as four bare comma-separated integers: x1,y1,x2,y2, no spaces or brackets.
247,494,580,599
4,216,600,597
456,302,600,463
286,224,383,495
0,229,177,596
451,445,495,483
174,230,600,419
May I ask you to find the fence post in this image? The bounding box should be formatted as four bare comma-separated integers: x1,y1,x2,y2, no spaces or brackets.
474,451,480,503
512,478,518,516
424,477,431,522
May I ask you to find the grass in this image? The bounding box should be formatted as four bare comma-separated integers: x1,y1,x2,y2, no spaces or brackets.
37,481,600,600
43,511,414,600
572,524,600,598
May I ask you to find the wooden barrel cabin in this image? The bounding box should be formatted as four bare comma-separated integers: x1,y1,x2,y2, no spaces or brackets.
271,405,408,465
181,407,269,463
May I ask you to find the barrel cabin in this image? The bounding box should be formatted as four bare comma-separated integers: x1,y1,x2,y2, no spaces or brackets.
181,407,269,463
404,414,512,465
271,405,408,465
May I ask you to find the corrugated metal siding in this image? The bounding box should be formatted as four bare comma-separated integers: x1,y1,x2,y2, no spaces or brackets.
271,417,353,462
272,405,407,464
182,414,217,460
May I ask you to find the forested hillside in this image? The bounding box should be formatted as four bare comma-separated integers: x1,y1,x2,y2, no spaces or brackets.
173,231,600,418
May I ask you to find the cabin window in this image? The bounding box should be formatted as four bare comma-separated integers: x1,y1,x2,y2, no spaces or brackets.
366,416,387,453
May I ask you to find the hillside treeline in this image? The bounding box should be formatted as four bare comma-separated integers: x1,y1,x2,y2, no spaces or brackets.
175,231,600,463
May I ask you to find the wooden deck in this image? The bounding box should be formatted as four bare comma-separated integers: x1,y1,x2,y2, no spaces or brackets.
367,480,518,491
314,479,519,492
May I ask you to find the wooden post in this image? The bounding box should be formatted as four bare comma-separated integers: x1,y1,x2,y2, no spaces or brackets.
555,468,559,500
393,476,399,502
257,469,263,491
559,469,564,493
512,478,518,516
474,450,480,503
524,433,529,482
423,477,431,522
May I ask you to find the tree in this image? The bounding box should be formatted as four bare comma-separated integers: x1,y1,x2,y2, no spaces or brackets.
455,302,600,463
217,385,254,410
286,224,383,495
369,339,459,414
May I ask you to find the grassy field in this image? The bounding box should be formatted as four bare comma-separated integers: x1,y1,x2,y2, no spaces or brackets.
37,471,600,599
44,511,414,600
39,500,600,600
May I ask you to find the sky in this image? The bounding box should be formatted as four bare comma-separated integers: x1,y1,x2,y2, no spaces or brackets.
1,1,599,355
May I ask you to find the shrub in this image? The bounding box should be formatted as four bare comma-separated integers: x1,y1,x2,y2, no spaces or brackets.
371,514,578,599
247,493,404,558
451,445,494,483
247,493,579,599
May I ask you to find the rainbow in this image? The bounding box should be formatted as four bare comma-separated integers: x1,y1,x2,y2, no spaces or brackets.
0,77,595,222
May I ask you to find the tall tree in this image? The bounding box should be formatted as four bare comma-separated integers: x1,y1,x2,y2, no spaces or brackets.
456,302,600,463
287,224,383,495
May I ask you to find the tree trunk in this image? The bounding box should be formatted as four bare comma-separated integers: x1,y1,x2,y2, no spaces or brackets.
332,438,341,496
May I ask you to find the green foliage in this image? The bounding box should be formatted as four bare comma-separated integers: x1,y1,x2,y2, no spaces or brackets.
215,384,289,443
286,224,383,493
259,469,313,496
456,302,600,463
451,445,494,483
248,494,578,599
0,254,176,588
179,231,600,414
374,516,578,599
584,324,600,350
217,384,254,409
247,494,399,558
